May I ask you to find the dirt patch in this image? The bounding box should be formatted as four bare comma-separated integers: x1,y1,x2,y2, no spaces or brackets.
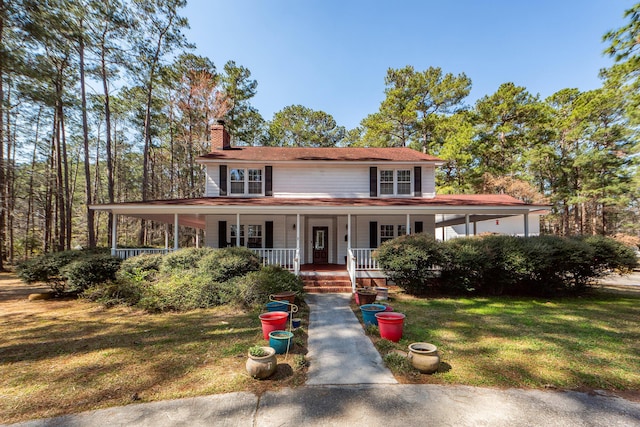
0,271,50,302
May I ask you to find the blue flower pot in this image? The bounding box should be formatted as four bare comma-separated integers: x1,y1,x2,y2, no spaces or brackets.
269,330,294,354
360,304,387,326
266,301,289,313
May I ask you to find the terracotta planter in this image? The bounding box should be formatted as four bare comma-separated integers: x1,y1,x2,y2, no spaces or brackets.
356,289,377,305
407,342,440,374
271,291,296,305
246,346,277,379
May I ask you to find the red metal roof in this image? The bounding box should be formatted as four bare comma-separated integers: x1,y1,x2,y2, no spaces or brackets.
197,146,442,162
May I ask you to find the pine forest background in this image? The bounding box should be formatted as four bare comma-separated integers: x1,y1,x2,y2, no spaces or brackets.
0,0,639,269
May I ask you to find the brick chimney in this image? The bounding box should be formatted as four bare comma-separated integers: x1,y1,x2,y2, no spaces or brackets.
210,119,231,150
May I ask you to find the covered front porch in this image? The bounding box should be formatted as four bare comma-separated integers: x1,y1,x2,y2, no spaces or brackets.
91,195,546,291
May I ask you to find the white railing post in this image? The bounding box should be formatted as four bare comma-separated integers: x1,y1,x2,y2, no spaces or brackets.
347,248,356,292
111,214,117,256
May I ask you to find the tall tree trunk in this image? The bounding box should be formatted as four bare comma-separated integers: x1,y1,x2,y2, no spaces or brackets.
26,107,42,258
79,25,95,248
60,108,71,250
54,97,66,251
0,0,5,270
100,36,115,247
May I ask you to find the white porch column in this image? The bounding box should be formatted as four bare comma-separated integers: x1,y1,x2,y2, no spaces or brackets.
347,214,352,249
295,213,301,274
524,212,530,237
111,214,117,256
164,226,169,249
465,214,470,237
406,214,411,235
236,213,241,247
174,213,179,251
195,230,200,248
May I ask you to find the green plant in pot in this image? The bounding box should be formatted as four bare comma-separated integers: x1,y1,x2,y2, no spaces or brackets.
246,345,277,379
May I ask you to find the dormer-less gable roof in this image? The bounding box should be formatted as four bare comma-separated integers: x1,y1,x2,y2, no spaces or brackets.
196,146,443,163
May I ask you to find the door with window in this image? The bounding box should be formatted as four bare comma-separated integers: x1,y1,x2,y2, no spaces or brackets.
312,226,329,264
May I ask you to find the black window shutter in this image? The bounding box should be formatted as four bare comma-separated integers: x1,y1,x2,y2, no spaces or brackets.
369,221,378,248
414,166,422,196
265,166,273,196
265,221,274,248
370,167,377,197
219,165,227,196
415,221,423,234
218,221,227,248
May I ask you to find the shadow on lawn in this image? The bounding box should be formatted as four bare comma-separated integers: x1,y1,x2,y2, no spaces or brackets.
0,308,261,364
389,293,640,390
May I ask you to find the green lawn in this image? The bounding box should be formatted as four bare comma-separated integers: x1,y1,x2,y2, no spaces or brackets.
0,273,307,424
365,291,640,392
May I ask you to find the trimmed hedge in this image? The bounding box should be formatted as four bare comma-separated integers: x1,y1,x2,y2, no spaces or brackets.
375,234,638,297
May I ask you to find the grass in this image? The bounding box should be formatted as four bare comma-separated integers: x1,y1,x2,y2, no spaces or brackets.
0,273,307,424
355,290,640,395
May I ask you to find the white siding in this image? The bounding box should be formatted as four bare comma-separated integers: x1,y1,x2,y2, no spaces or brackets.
203,215,288,248
273,164,370,198
442,214,542,239
422,165,436,197
205,165,220,197
354,215,435,248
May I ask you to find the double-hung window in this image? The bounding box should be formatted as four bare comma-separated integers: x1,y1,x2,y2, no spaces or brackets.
230,224,262,248
229,168,263,195
247,225,262,248
380,169,411,196
230,224,245,246
380,225,395,244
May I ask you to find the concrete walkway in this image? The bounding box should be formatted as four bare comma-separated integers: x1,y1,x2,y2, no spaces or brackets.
5,293,640,427
305,293,397,385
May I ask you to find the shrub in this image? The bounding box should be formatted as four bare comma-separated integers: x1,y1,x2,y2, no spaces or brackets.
374,234,445,295
234,265,303,307
576,235,638,275
83,278,145,307
198,247,260,282
118,253,163,280
160,247,214,273
63,254,122,293
138,272,234,312
16,249,111,294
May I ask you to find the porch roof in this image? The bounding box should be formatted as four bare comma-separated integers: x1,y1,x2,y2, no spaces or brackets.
90,195,548,229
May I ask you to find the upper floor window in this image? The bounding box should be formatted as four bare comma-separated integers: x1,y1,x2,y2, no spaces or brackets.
230,168,263,195
380,169,411,196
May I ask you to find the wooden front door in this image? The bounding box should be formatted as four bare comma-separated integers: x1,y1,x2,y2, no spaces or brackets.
312,226,329,264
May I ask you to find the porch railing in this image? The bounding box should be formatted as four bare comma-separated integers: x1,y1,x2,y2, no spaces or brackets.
347,248,381,292
112,248,174,259
350,248,380,271
251,248,299,275
347,248,357,292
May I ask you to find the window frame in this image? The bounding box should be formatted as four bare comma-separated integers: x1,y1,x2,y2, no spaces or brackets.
379,168,412,197
228,167,264,196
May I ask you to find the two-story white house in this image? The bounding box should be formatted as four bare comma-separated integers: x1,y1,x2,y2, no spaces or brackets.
92,121,546,290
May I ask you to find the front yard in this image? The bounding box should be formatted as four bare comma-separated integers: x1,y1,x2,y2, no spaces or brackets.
361,289,640,398
0,272,307,424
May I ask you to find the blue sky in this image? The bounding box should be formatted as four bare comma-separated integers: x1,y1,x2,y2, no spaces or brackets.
182,0,633,130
